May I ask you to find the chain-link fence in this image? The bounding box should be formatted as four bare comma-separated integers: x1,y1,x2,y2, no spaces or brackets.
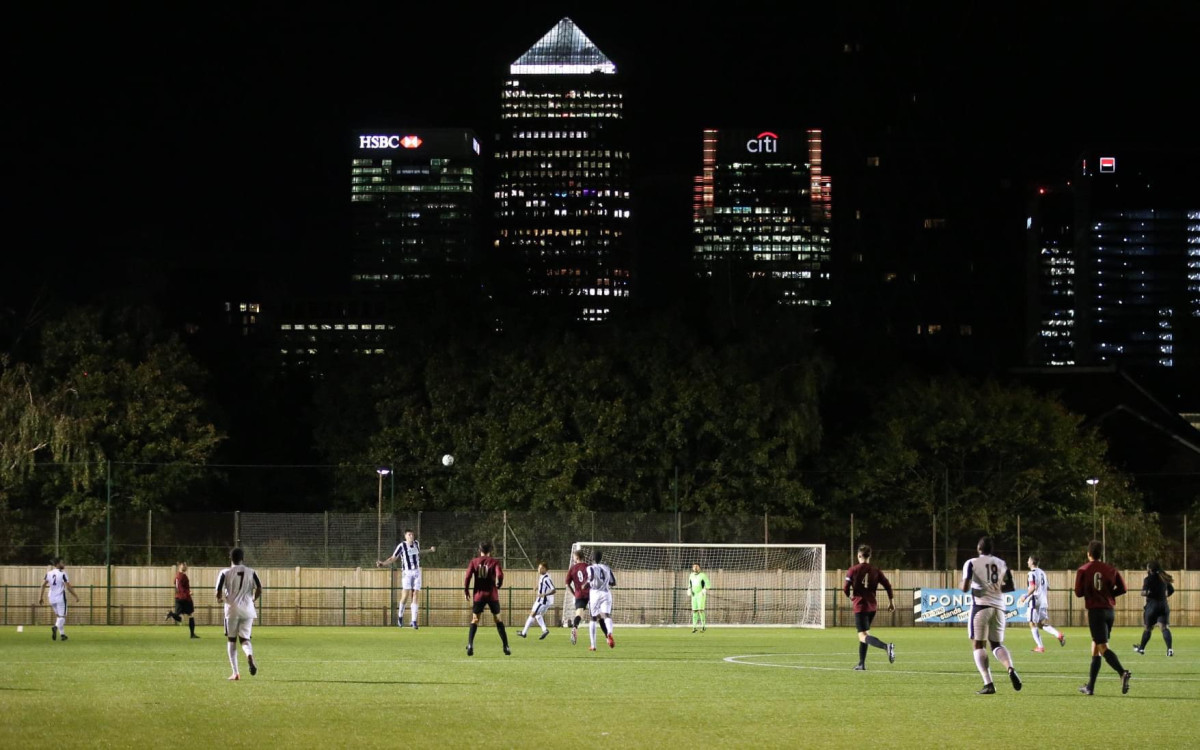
2,462,1197,570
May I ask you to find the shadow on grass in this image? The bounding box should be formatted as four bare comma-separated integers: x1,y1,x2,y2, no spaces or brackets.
273,679,473,686
0,687,44,691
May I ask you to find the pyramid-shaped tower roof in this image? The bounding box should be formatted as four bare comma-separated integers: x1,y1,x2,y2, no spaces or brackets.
511,17,616,75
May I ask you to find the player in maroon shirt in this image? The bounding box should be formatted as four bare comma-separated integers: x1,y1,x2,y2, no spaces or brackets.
464,542,510,656
843,545,895,670
1074,540,1131,695
164,562,198,638
565,548,590,646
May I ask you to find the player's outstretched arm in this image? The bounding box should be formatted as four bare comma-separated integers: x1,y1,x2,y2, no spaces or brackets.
376,555,397,568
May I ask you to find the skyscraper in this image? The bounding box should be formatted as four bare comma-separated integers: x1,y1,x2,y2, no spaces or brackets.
692,128,832,308
350,128,482,290
494,18,632,322
1027,151,1200,371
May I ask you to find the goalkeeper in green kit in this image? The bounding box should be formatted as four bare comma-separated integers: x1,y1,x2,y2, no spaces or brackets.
688,563,710,632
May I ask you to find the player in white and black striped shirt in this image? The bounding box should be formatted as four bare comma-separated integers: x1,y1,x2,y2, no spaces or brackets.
376,529,436,629
587,550,616,650
518,561,556,640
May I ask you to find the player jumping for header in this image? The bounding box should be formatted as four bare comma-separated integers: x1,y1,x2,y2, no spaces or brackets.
376,529,436,629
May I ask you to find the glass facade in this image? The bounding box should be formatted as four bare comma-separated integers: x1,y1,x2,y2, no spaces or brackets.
495,18,632,322
350,129,481,288
1028,153,1200,369
692,128,833,307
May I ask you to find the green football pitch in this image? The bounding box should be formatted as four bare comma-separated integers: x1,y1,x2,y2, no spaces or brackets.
2,624,1196,748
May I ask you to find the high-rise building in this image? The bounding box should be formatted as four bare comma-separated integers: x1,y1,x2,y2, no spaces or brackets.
350,128,482,289
692,128,832,307
495,18,632,322
1027,151,1200,371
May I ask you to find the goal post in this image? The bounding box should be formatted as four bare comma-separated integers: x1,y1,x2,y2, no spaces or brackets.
568,542,825,628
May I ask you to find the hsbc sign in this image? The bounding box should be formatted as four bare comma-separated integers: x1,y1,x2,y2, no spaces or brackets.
746,131,779,154
359,135,423,149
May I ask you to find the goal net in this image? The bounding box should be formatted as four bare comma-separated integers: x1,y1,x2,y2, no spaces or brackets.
568,542,825,628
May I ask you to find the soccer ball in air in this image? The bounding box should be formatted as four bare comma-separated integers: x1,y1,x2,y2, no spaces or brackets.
441,453,455,467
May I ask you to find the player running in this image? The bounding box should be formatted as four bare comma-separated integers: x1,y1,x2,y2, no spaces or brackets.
1075,540,1131,695
586,550,616,651
961,536,1022,694
376,529,436,629
216,547,262,681
1018,555,1063,652
1135,560,1175,657
566,548,590,646
39,558,79,641
464,542,510,656
165,562,199,638
843,545,895,669
688,563,710,633
518,561,555,640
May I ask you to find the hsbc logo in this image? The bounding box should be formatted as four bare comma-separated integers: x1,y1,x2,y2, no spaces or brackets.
746,131,779,154
359,135,424,149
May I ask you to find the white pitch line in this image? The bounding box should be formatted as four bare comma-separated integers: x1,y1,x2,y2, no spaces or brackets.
723,653,1200,682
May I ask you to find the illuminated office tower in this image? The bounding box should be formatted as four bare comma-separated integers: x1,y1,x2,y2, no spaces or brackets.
350,128,482,289
693,128,832,307
495,17,632,322
1027,151,1200,370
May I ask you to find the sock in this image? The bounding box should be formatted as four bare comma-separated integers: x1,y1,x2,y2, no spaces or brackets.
858,641,868,665
991,645,1013,670
522,616,535,634
699,611,706,627
1102,649,1125,674
241,640,254,659
604,617,614,635
397,606,404,624
1031,628,1044,648
411,601,418,624
973,648,992,684
468,623,477,646
589,619,597,647
1163,627,1173,650
227,641,239,674
1138,630,1152,650
1088,655,1101,689
168,611,180,622
535,614,546,632
1043,624,1062,639
188,617,195,636
597,618,609,635
865,635,887,650
692,611,699,627
497,622,509,647
56,617,65,635
573,615,582,628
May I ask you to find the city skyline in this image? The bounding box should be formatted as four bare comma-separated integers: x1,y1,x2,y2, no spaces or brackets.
6,5,1199,343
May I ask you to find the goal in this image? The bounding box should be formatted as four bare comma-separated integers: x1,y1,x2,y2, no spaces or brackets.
567,542,825,628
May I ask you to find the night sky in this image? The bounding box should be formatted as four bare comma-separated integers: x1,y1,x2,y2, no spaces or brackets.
5,2,1196,311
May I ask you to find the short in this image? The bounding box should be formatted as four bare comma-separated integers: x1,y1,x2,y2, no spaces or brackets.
1087,607,1114,644
49,600,67,618
1144,602,1170,629
573,596,589,613
854,611,876,633
401,569,422,591
589,590,613,618
530,595,554,616
1027,605,1048,625
691,592,707,611
472,599,501,616
173,598,195,616
968,604,1005,643
225,615,254,640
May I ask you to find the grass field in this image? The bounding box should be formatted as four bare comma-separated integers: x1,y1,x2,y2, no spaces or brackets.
2,623,1197,748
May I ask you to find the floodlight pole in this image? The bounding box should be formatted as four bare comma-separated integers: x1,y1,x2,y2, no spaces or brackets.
1087,478,1100,539
376,467,392,562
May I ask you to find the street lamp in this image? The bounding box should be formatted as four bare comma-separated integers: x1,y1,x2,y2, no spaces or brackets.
1086,477,1100,539
376,467,392,561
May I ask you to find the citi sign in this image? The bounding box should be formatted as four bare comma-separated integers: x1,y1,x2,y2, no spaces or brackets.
746,131,779,154
359,135,423,149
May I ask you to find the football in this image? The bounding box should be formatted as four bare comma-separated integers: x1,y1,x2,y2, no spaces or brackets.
441,453,454,467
